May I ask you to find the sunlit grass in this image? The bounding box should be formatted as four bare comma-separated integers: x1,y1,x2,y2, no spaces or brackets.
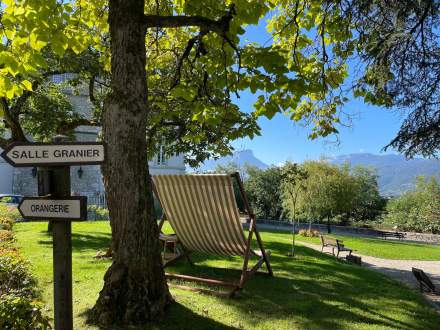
293,232,440,260
14,221,440,329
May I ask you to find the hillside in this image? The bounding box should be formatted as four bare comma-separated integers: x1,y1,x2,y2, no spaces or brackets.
330,153,440,196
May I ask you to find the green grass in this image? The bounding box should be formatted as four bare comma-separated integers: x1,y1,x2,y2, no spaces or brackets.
14,221,440,329
294,233,440,260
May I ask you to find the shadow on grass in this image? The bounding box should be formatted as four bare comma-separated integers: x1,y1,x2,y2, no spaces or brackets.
37,231,111,252
163,243,439,330
81,301,237,330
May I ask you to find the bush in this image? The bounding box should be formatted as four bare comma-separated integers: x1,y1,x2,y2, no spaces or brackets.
0,230,14,244
0,204,19,231
0,204,51,329
298,229,321,237
0,252,35,296
0,293,50,330
87,205,109,220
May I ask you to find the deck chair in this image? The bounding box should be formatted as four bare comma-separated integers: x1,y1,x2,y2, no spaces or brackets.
152,172,273,297
412,268,438,294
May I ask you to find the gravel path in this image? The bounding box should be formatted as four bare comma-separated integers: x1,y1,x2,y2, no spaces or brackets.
298,241,440,312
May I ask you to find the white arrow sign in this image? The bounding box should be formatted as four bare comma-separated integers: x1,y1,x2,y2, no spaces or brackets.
18,197,87,221
0,142,105,167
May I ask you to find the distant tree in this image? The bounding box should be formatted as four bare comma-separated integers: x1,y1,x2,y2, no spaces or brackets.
383,176,440,233
350,166,386,222
245,166,283,220
281,162,308,256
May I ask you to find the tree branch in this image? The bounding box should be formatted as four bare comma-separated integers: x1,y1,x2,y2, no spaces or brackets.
144,5,236,35
57,118,100,135
0,136,11,149
1,97,27,142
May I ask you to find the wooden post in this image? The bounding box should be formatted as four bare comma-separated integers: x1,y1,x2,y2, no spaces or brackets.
37,136,73,330
51,165,73,330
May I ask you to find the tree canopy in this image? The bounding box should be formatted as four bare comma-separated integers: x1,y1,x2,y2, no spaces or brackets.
1,1,438,159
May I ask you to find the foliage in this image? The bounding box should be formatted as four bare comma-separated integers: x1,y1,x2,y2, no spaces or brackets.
382,176,440,233
340,0,440,157
87,205,110,221
298,229,320,237
20,83,80,141
282,161,384,225
0,293,50,330
244,166,283,219
0,230,15,246
0,205,50,329
0,204,19,231
0,251,34,296
1,0,411,163
350,166,387,223
281,162,308,222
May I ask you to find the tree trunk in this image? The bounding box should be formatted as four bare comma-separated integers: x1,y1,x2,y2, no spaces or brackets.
92,0,171,325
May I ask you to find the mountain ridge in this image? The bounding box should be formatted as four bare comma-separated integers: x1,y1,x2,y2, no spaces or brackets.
195,150,440,196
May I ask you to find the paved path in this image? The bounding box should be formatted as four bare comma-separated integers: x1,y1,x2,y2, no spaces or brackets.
298,241,440,312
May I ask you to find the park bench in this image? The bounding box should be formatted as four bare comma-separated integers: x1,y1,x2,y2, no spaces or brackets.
379,231,406,240
320,235,353,257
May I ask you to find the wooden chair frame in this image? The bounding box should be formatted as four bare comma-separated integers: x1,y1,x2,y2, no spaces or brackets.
153,172,273,297
412,267,438,294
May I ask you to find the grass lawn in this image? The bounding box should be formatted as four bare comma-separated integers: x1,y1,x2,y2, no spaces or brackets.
293,232,440,260
15,221,440,329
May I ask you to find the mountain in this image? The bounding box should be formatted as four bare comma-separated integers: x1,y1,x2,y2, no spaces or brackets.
195,149,268,172
330,153,440,196
194,150,440,196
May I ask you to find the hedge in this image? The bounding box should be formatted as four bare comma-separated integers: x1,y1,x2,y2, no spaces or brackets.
0,204,51,329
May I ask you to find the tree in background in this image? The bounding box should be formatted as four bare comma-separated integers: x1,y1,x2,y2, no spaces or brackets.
285,161,384,229
245,166,283,220
281,162,308,256
350,166,386,223
383,176,440,233
292,161,352,231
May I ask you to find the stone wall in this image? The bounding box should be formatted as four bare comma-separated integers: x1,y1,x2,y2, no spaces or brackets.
12,167,38,196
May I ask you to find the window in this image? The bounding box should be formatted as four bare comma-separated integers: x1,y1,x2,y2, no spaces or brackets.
155,145,167,166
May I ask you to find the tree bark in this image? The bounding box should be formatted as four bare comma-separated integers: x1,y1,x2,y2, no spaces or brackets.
92,0,171,325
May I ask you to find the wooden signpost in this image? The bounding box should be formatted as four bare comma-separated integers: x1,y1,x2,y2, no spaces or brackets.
1,137,106,330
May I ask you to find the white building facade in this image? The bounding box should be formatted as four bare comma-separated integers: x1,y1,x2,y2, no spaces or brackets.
0,74,185,197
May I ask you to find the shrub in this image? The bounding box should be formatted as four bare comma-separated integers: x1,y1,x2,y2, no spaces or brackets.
0,204,51,329
0,252,35,296
298,229,321,237
87,205,109,220
0,293,50,330
0,204,19,231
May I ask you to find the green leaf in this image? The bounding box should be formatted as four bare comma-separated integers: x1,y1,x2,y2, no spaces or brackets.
21,80,33,91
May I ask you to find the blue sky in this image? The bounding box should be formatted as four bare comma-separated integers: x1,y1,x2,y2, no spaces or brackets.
231,18,405,166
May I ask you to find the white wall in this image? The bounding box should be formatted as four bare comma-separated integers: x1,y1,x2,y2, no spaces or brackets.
148,153,186,175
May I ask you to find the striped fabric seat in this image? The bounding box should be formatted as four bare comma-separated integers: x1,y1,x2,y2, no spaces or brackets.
152,174,249,256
